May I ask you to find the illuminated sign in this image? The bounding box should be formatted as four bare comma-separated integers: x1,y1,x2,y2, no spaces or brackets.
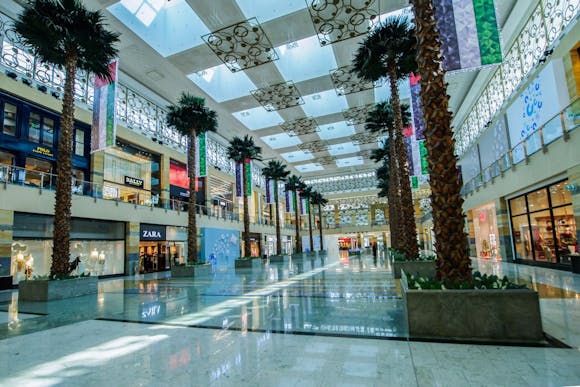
31,146,54,158
124,176,144,188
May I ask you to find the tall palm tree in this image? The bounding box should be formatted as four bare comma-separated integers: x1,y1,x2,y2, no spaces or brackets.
261,160,290,255
285,175,305,254
301,186,315,252
227,135,262,257
310,191,328,252
353,16,419,260
371,140,394,239
166,93,218,264
411,0,471,282
15,0,119,276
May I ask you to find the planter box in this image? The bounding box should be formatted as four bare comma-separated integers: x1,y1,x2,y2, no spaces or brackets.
235,258,262,269
269,255,290,263
393,260,436,279
401,270,544,344
18,276,98,301
171,264,212,278
0,276,13,290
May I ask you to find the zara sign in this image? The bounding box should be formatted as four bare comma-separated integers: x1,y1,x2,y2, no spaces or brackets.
140,224,166,241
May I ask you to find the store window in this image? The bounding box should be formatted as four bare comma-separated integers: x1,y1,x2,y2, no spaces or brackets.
472,202,501,260
28,112,41,142
509,180,577,266
24,157,53,188
74,128,85,156
42,117,55,147
26,109,57,146
2,102,17,136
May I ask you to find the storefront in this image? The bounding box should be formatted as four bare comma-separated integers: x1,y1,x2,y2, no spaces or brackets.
471,202,501,260
209,176,234,218
103,140,160,206
139,224,188,272
509,180,577,268
169,159,206,212
10,213,125,284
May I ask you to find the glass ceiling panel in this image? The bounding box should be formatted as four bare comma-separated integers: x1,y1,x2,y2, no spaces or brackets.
236,0,306,23
232,107,283,131
302,89,349,117
336,156,364,167
260,133,302,149
108,0,210,57
296,163,324,173
281,150,314,163
327,142,360,156
187,64,256,102
274,36,337,83
317,121,356,140
374,77,411,103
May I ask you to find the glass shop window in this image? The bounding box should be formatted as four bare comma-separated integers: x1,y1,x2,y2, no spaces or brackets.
28,112,41,142
24,157,53,187
42,117,55,147
2,102,17,136
27,109,58,146
75,128,85,157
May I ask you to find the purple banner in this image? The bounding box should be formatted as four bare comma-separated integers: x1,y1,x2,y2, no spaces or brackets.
406,137,414,177
235,163,242,198
265,178,275,204
410,74,425,140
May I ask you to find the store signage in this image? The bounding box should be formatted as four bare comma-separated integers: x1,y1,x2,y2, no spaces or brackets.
140,224,166,241
139,301,165,320
31,146,54,158
124,176,144,188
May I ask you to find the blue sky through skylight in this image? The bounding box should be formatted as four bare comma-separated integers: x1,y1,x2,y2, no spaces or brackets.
281,150,314,163
302,90,348,117
260,133,302,149
187,64,256,102
317,121,356,140
274,36,338,83
296,163,324,173
236,0,306,23
108,0,209,57
233,107,283,131
327,142,360,156
374,77,411,103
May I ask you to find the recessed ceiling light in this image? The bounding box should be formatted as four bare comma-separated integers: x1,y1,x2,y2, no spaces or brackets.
312,94,321,100
241,112,250,117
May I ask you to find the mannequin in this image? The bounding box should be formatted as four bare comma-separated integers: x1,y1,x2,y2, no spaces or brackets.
98,251,106,275
87,248,99,275
24,254,34,279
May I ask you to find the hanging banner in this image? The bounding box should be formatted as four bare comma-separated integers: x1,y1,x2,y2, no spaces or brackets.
265,178,275,204
409,73,425,141
419,140,429,175
194,132,207,177
405,137,414,177
235,162,243,197
411,176,419,190
244,159,252,196
285,190,294,213
91,60,118,153
432,0,502,72
300,197,307,215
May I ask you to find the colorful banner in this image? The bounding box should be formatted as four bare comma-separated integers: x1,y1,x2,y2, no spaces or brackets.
405,137,414,177
235,162,242,197
285,190,294,213
300,197,308,215
91,60,118,153
195,132,207,177
411,176,419,189
419,140,429,175
244,159,252,196
265,178,275,204
410,73,425,141
432,0,502,72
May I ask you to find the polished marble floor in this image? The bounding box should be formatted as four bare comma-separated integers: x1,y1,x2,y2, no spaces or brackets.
0,253,579,386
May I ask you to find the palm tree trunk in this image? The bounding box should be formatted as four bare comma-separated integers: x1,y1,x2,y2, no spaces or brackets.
387,127,401,252
412,0,471,282
187,130,198,264
294,191,301,253
389,64,419,259
274,183,282,255
307,198,314,252
50,52,77,277
318,203,324,252
243,163,251,257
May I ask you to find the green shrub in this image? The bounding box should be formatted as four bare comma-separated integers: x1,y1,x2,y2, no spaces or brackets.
406,271,527,290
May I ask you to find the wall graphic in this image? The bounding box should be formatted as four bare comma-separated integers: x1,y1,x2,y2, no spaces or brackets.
201,228,240,270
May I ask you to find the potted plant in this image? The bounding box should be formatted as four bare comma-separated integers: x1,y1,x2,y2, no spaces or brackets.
234,256,262,270
170,261,212,278
19,273,98,301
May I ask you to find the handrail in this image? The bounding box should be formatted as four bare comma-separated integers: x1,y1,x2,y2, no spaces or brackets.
461,97,580,196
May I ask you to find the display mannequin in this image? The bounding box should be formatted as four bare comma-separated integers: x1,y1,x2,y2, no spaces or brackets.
98,251,106,275
87,248,99,275
24,254,34,279
13,252,26,282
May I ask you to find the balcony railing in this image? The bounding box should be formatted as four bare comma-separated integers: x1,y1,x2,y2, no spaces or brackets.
461,97,580,196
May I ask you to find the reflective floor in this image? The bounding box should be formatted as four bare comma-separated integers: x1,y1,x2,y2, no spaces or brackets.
0,253,579,386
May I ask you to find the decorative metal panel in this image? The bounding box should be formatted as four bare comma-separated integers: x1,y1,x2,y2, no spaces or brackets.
251,81,304,111
202,18,278,72
351,132,379,145
518,7,546,76
280,117,319,136
307,0,379,46
304,171,377,194
342,104,375,125
317,155,337,165
541,0,579,45
330,65,380,96
297,140,329,153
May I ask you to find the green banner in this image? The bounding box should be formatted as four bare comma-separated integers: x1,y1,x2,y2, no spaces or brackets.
419,141,429,175
411,176,419,189
245,160,252,196
199,132,206,177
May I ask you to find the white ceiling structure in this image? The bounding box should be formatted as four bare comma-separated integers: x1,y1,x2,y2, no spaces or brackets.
4,0,519,178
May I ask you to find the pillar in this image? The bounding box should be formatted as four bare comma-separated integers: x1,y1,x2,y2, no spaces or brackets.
0,210,14,278
466,210,477,257
160,154,170,208
126,222,140,276
90,151,105,194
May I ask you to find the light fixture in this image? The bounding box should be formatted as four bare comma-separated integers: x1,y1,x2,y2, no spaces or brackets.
6,71,17,79
37,85,47,93
21,78,32,86
51,91,60,99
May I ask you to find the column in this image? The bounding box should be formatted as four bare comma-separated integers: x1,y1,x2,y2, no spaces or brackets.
495,198,513,261
126,222,140,276
160,154,170,208
0,210,14,279
466,210,477,257
90,151,105,196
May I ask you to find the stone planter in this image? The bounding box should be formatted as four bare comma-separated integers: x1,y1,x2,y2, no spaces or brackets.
171,264,212,278
401,270,544,344
393,260,436,279
235,258,262,270
18,276,98,301
0,276,13,290
269,255,290,263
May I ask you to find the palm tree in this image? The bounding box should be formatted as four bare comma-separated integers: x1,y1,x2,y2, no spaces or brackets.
309,191,328,252
166,93,218,264
411,0,471,282
227,135,262,257
353,16,419,260
15,0,119,276
301,186,315,252
261,160,290,255
371,140,396,242
285,175,305,254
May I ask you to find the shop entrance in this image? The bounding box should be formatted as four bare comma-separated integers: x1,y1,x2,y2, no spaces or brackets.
139,241,168,273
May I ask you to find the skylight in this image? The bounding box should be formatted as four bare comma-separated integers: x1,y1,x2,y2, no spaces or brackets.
374,77,411,103
260,133,302,149
232,107,283,130
327,142,360,156
187,64,256,102
317,121,356,140
302,89,349,117
336,156,365,167
274,36,337,83
236,0,306,23
108,0,210,57
296,163,324,173
281,150,314,163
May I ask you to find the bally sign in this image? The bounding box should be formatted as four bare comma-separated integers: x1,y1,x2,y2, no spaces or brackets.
124,176,144,188
140,224,166,241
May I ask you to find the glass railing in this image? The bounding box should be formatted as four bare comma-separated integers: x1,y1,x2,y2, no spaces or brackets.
461,97,580,196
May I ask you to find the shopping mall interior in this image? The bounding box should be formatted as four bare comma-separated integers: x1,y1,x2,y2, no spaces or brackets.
0,0,579,385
